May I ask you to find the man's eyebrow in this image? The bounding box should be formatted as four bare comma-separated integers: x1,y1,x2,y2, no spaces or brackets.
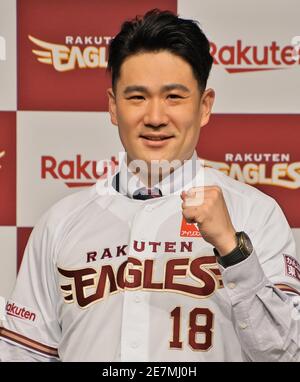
123,84,190,95
123,86,149,95
162,84,190,93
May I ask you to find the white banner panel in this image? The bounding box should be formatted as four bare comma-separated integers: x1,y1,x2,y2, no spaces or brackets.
0,227,16,298
179,0,300,113
17,111,123,226
0,0,16,110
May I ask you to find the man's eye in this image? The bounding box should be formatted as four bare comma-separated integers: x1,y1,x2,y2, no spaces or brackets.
168,94,183,99
128,95,145,100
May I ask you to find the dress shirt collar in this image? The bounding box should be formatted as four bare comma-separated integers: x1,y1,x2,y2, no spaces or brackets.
117,152,204,199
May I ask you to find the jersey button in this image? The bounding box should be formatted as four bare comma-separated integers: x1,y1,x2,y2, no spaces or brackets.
134,296,141,303
239,322,248,329
227,282,236,289
131,341,139,349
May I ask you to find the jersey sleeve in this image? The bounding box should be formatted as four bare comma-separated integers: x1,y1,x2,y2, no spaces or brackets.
0,339,58,362
0,211,61,360
220,194,300,361
246,195,300,294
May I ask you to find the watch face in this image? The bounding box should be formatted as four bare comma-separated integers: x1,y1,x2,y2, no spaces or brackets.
240,232,253,255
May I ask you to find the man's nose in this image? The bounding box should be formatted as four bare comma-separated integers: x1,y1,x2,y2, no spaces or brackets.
143,99,169,128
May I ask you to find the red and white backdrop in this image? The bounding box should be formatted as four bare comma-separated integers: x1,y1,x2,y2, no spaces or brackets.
0,0,299,298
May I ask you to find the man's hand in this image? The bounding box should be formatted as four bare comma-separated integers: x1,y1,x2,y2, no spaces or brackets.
181,186,236,256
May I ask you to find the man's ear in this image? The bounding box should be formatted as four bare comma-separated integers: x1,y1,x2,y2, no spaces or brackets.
107,88,118,126
199,88,215,128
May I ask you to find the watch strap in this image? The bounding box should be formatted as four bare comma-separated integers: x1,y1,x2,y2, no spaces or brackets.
214,246,249,268
214,232,252,268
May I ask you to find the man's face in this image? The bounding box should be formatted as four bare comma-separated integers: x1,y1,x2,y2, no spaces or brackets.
108,51,214,166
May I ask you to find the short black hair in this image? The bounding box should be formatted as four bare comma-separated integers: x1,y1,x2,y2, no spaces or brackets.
108,9,213,92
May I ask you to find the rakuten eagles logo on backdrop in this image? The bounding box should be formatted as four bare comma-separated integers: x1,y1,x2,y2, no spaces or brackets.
29,35,112,72
211,40,300,73
197,114,300,227
205,153,300,189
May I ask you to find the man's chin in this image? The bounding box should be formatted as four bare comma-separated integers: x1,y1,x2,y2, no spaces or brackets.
133,156,178,166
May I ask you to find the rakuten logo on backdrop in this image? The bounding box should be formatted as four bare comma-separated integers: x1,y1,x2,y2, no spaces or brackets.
41,155,118,188
211,40,300,73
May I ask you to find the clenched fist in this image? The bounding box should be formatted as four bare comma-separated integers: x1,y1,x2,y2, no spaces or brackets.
181,186,237,256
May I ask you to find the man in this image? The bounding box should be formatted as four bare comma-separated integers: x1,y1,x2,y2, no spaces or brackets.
0,9,300,362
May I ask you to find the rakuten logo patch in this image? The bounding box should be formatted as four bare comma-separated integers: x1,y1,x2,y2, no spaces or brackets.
6,302,36,322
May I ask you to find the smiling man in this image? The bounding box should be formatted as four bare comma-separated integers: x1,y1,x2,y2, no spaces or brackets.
108,51,214,164
1,9,300,362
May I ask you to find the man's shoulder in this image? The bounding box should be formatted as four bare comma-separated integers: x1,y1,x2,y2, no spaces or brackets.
38,185,100,232
50,185,97,213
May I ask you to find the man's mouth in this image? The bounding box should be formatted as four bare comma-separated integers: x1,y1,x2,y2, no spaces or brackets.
140,134,173,141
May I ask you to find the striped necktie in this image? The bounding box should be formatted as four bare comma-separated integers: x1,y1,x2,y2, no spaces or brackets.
132,187,162,200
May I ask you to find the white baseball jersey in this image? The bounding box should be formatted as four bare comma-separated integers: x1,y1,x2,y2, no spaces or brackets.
1,159,300,361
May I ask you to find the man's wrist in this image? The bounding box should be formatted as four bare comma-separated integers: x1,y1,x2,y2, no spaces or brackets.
214,231,237,257
214,232,253,268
